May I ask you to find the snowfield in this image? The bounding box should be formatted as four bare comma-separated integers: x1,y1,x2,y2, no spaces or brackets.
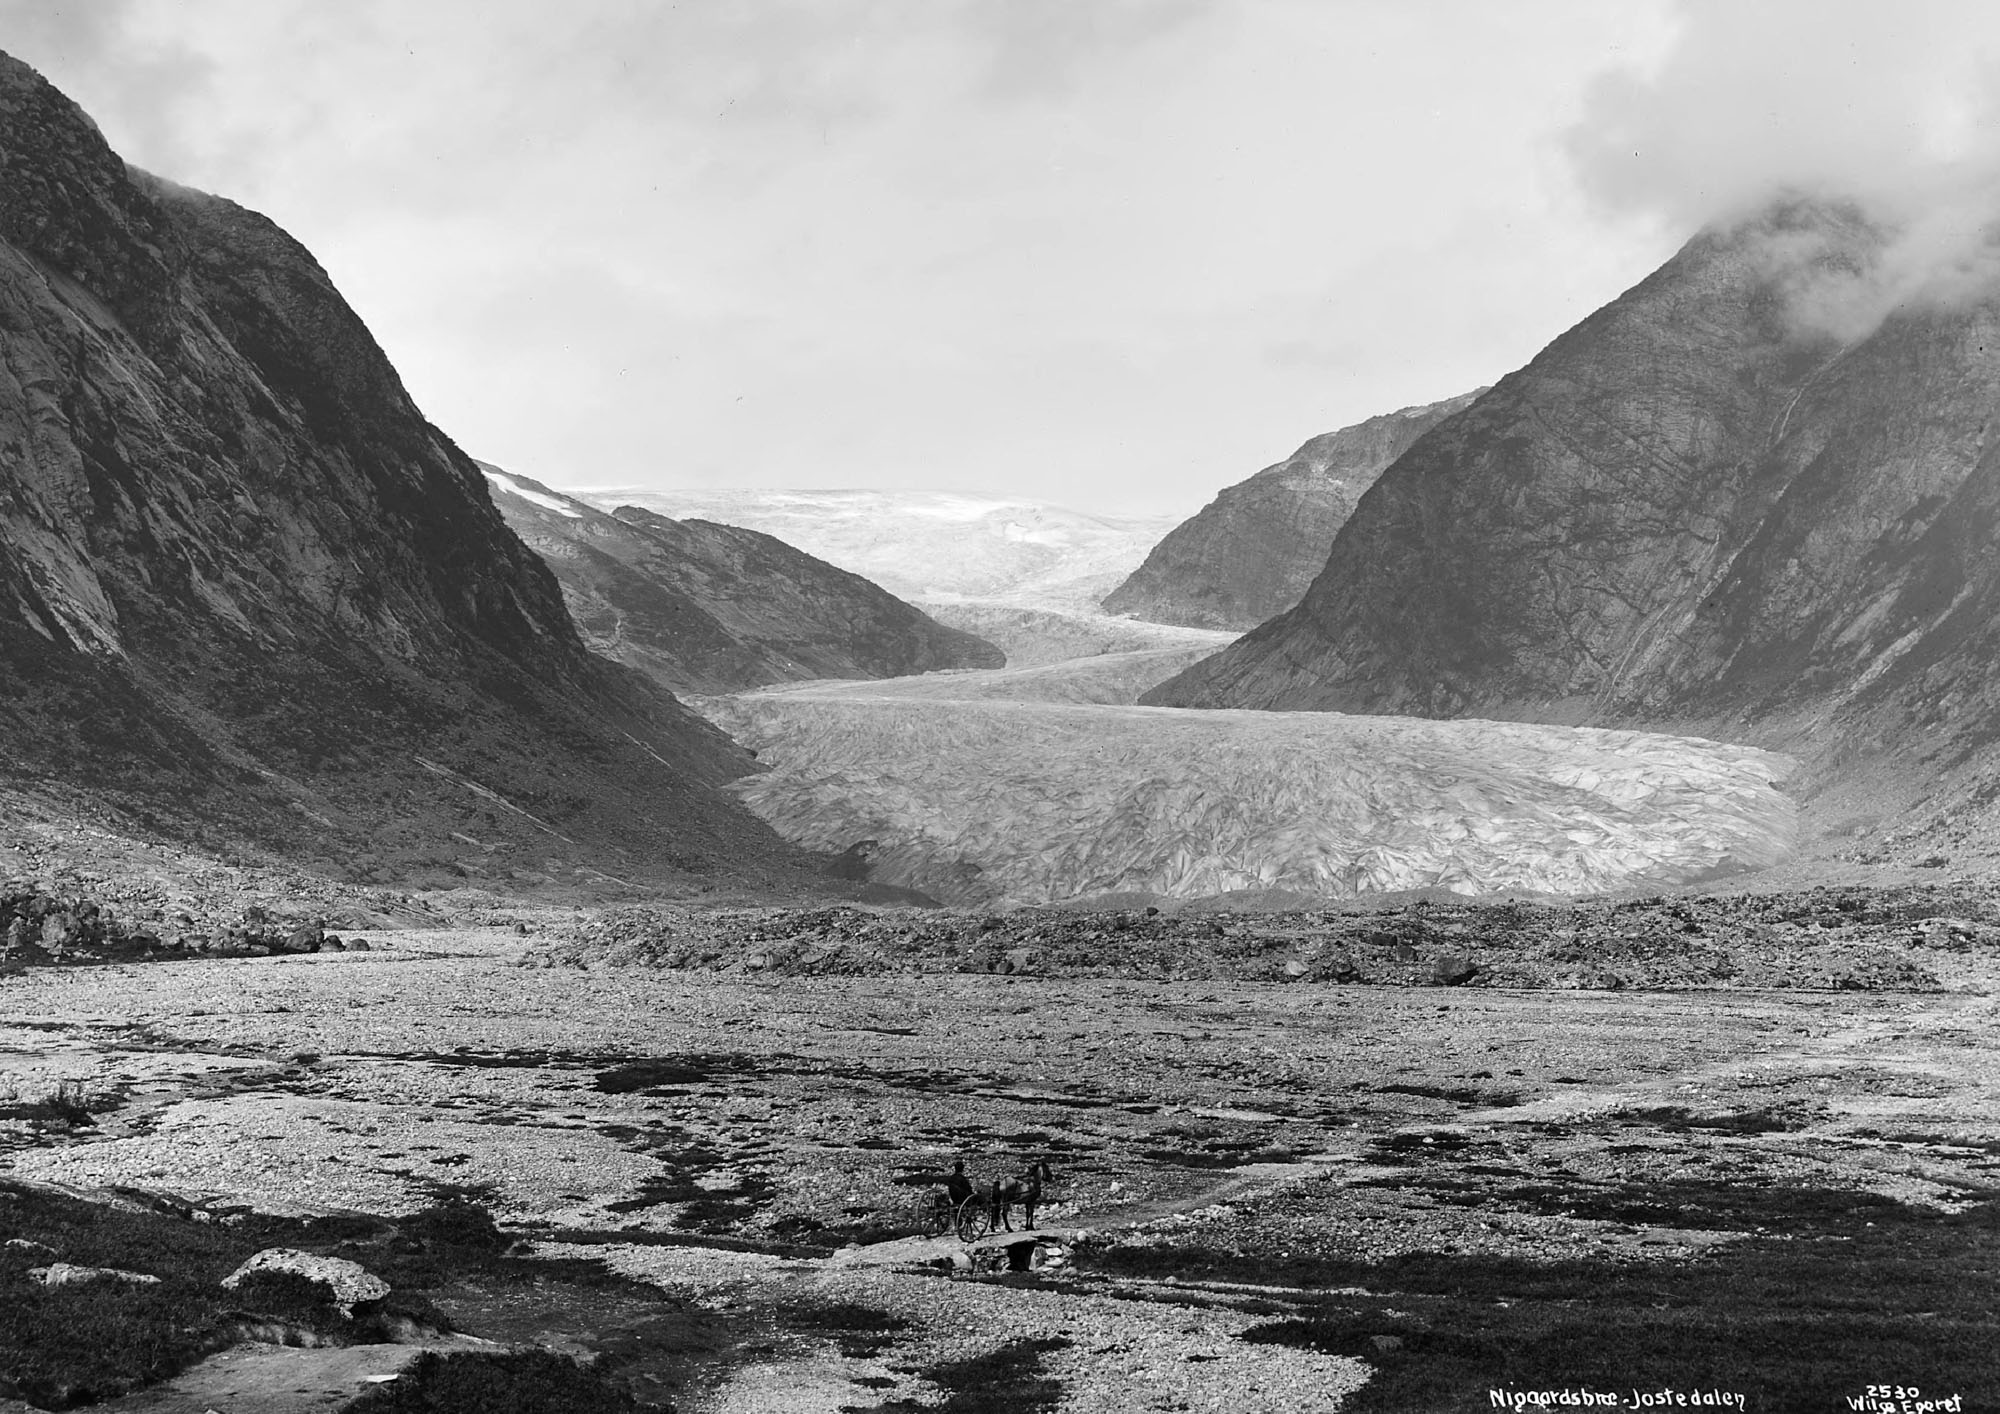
696,684,1797,907
573,488,1181,610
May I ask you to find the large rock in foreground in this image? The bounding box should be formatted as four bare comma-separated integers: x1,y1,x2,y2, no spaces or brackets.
1102,390,1480,629
482,465,1000,691
0,52,802,885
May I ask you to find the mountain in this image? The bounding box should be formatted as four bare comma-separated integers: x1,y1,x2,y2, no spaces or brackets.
0,52,811,887
1101,390,1482,629
480,465,1001,692
1146,199,2000,845
575,488,1182,614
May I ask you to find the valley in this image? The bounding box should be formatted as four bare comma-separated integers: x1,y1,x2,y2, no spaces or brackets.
3,907,1995,1412
2,29,1998,1414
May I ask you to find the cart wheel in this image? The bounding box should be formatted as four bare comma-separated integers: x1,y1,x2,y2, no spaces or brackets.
956,1201,993,1242
920,1194,952,1238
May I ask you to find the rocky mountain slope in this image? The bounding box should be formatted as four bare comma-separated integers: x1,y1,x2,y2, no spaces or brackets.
1147,199,2000,849
480,465,1000,692
1101,390,1481,629
580,488,1181,613
0,53,811,887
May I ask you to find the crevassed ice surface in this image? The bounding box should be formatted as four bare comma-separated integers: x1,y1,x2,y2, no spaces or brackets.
763,647,1227,707
696,687,1797,907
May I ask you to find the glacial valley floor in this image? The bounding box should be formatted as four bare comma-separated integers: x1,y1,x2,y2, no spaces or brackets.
3,927,1997,1412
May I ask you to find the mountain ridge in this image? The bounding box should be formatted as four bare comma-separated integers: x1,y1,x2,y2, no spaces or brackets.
480,464,1002,692
0,51,814,888
1101,389,1483,629
1146,198,2000,849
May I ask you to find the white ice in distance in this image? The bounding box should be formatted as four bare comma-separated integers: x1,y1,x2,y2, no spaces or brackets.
480,467,582,518
573,488,1181,612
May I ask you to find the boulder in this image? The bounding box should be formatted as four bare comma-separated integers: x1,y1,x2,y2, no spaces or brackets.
39,912,77,954
222,1249,389,1317
1319,951,1361,981
3,915,43,960
286,922,324,953
1429,953,1477,986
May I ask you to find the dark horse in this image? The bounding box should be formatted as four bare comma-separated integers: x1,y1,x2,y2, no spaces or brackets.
989,1159,1055,1232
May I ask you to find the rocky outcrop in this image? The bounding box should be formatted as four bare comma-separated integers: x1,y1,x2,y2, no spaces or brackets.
481,465,1001,691
1101,391,1481,629
0,53,805,884
1145,199,2000,845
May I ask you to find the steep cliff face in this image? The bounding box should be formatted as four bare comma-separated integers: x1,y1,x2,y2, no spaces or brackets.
1101,391,1481,629
0,53,803,882
1146,199,2000,837
481,465,1001,691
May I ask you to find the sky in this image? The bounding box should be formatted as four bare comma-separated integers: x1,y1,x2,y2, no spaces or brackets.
5,1,1998,517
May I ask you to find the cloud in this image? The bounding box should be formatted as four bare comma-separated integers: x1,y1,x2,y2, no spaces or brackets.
3,2,1674,515
1568,0,2000,224
0,0,215,172
1567,0,2000,341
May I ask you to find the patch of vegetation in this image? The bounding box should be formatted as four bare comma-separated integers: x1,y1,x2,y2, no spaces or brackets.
0,1081,100,1130
1366,1130,1476,1160
1375,1082,1488,1104
1618,1104,1813,1135
1082,1195,2000,1414
0,1185,443,1408
398,1193,509,1252
859,1336,1070,1413
775,1299,906,1358
0,1180,669,1407
337,1349,638,1413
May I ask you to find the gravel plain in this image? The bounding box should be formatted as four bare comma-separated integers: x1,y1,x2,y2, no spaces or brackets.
4,922,1998,1411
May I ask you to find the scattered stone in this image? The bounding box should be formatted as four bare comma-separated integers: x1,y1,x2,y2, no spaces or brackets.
31,1262,160,1287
